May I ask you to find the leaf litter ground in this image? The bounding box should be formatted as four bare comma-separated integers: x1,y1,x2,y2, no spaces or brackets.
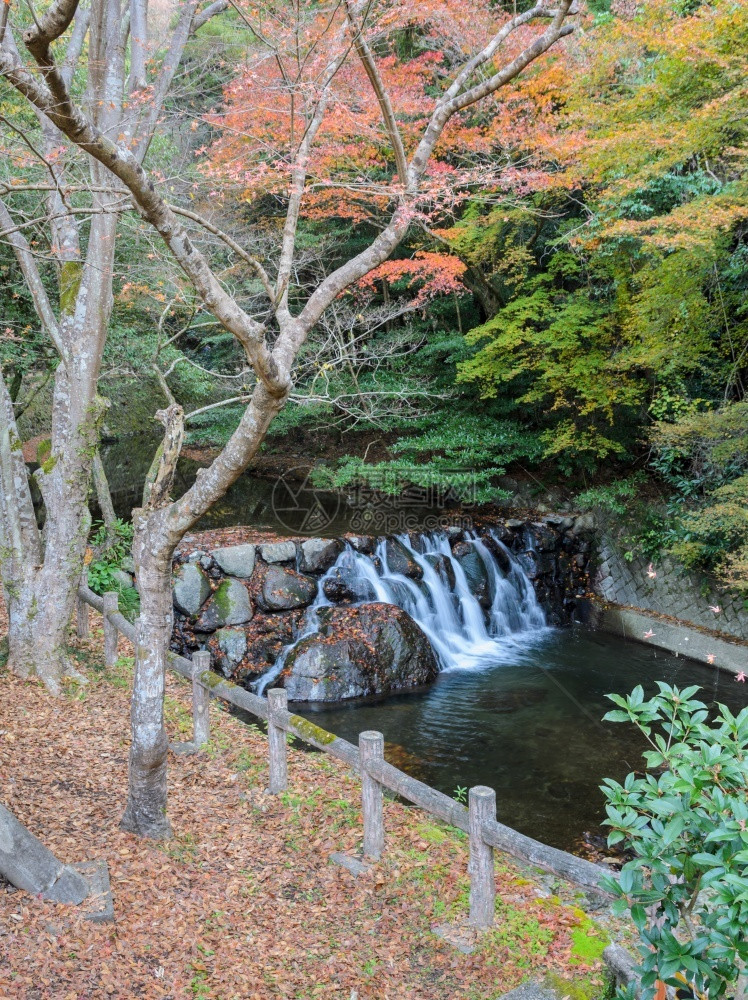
0,608,615,999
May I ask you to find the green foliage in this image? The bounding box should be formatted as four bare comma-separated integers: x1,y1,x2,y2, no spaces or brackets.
575,477,644,516
87,520,140,621
457,248,644,470
601,684,748,999
647,402,748,588
312,412,540,504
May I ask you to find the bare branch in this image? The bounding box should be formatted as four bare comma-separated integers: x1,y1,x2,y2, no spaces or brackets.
0,47,287,396
190,0,228,34
169,204,275,302
343,0,407,187
0,198,67,364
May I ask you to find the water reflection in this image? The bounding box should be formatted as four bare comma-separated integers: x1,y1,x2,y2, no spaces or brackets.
301,627,747,851
100,436,448,535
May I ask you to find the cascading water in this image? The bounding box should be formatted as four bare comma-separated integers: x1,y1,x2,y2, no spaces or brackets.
255,530,549,693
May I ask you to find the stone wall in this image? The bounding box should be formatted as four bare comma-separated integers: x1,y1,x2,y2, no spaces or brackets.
170,519,594,697
593,528,748,642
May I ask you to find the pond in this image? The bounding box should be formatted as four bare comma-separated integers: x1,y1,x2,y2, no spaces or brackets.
102,439,748,855
298,627,748,853
101,436,448,536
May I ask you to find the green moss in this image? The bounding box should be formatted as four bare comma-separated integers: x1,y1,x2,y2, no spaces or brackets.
36,438,51,464
59,261,83,315
416,821,449,845
545,970,615,1000
288,715,336,746
41,454,57,474
569,915,610,966
198,669,224,690
211,578,234,618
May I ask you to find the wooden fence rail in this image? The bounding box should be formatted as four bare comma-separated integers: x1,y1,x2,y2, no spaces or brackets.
78,585,616,929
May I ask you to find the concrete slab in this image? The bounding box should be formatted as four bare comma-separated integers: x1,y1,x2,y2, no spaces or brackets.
73,859,115,923
330,853,371,877
599,606,748,676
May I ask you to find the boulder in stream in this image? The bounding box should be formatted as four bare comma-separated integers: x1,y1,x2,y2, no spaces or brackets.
383,537,423,579
452,542,490,608
281,602,438,701
299,537,343,574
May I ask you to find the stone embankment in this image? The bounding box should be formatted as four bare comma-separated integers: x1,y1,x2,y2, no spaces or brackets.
166,518,594,699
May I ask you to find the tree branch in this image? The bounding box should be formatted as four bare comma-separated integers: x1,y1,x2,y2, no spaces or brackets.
0,198,67,364
0,47,287,397
343,0,407,187
169,204,275,302
190,0,228,33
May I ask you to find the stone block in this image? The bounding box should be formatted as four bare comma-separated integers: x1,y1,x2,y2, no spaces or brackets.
212,543,256,578
260,541,297,564
173,562,211,616
299,538,343,574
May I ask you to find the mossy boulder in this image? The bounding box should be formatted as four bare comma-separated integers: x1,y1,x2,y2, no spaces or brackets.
195,578,253,630
282,602,438,701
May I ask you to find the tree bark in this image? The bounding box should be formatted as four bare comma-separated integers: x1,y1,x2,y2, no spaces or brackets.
0,366,106,693
119,510,174,838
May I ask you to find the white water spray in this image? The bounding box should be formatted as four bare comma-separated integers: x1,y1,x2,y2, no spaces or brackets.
256,530,549,692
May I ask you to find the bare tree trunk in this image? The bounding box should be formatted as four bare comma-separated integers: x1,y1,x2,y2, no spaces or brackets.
1,365,106,694
120,388,283,836
119,510,174,838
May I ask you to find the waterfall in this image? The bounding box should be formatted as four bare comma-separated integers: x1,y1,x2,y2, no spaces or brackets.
256,530,549,692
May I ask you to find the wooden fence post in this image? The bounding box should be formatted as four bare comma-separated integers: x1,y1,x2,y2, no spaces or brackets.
191,650,211,748
468,785,496,929
76,592,89,639
102,592,118,667
267,688,288,794
359,731,385,860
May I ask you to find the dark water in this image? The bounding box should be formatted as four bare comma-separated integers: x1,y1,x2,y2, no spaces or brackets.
101,437,448,536
296,626,748,852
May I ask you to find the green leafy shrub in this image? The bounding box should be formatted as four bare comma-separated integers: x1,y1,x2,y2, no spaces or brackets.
601,683,748,999
87,519,140,621
312,412,541,504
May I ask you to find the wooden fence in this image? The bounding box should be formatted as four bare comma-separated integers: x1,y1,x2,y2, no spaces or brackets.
77,585,616,930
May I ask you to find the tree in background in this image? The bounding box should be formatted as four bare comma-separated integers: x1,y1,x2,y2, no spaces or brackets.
0,0,227,692
1,0,575,835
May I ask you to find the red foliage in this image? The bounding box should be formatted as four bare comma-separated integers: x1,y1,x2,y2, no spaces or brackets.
358,251,467,304
203,0,571,224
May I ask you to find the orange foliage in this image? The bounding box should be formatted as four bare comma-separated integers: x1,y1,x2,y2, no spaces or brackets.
357,251,467,304
203,0,572,223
